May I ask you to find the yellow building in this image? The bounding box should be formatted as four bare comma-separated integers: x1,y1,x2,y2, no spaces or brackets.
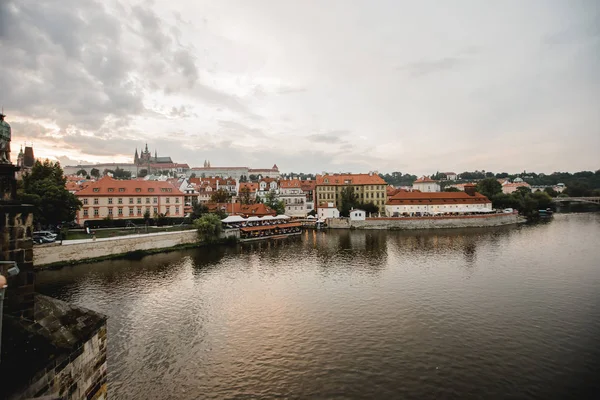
315,173,387,214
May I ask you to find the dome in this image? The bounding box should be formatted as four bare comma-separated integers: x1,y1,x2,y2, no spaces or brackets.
514,177,523,182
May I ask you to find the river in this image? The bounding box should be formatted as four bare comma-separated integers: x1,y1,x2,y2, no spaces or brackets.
36,213,600,399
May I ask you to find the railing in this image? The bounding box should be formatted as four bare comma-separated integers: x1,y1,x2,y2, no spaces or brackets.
553,197,600,204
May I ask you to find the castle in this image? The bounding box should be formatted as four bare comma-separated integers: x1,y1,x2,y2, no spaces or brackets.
134,143,173,166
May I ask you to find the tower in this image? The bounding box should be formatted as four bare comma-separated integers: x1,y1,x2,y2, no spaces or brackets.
134,148,139,164
16,145,24,167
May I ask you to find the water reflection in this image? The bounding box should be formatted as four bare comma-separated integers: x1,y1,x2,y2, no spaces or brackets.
35,214,600,399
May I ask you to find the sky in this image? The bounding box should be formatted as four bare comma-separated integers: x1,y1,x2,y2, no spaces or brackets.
1,0,598,175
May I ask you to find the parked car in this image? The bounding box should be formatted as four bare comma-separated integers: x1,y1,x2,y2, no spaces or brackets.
33,231,57,244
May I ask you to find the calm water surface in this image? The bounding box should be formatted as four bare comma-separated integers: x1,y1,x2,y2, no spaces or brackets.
37,214,600,399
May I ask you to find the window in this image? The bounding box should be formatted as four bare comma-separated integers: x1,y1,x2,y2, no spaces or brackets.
129,208,134,216
118,198,123,204
135,188,141,192
119,188,125,192
93,198,99,205
108,208,113,215
175,207,179,214
129,198,134,204
137,207,142,216
92,188,99,192
83,198,88,205
154,207,158,215
175,198,180,203
137,198,142,204
146,198,150,204
166,198,170,204
108,188,114,192
148,188,155,193
118,208,123,216
83,209,88,217
94,209,99,217
108,198,113,204
153,197,158,204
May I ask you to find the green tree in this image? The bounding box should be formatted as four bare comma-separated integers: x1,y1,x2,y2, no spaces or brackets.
112,167,132,180
210,188,231,203
249,174,258,182
90,168,100,179
138,169,148,178
239,175,248,183
339,187,358,217
190,203,208,220
194,213,223,242
76,168,87,176
544,187,558,197
143,209,151,225
515,186,532,196
264,190,285,214
476,178,502,199
239,186,252,205
18,160,82,228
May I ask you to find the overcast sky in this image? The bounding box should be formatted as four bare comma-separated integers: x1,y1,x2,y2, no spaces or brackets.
1,0,598,175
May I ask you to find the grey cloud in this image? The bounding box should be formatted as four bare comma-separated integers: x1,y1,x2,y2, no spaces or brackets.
398,56,465,77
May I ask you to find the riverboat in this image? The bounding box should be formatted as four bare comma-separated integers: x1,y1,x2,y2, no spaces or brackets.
538,208,554,218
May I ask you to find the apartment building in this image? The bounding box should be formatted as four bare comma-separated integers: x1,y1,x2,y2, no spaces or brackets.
315,173,387,213
75,176,185,224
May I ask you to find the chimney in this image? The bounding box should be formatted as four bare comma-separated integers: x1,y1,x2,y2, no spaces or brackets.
464,184,476,196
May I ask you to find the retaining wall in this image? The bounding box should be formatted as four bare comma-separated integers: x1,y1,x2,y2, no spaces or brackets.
330,213,520,230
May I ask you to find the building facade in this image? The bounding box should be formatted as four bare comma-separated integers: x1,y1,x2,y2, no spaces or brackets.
279,179,308,217
412,176,441,192
74,177,185,224
317,203,340,219
315,173,388,213
385,185,492,216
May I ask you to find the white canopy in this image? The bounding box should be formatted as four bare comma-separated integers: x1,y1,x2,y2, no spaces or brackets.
221,215,246,223
261,215,275,220
306,215,316,219
275,215,290,220
247,216,261,221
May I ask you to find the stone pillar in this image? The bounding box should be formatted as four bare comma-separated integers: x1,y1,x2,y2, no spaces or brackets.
0,163,35,320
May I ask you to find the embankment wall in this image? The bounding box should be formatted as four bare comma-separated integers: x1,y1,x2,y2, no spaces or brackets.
33,229,240,267
329,213,520,230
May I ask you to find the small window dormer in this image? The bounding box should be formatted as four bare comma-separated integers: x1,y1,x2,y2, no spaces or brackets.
119,188,125,192
108,188,114,192
93,188,99,192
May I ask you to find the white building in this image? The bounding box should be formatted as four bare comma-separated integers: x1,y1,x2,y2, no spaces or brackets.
257,178,279,199
412,176,441,192
279,179,308,217
385,185,492,216
442,172,458,181
349,209,366,221
317,202,340,219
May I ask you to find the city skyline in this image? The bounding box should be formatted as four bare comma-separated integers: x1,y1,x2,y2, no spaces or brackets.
1,0,599,175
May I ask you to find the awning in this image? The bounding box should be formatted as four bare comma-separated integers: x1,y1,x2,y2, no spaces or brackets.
221,215,246,223
240,222,301,232
275,215,290,220
261,215,276,221
247,216,261,221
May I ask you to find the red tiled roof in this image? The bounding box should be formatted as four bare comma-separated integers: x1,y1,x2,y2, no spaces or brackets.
206,202,276,217
239,182,258,192
316,173,385,185
413,176,437,183
387,191,490,206
279,179,303,188
75,176,184,196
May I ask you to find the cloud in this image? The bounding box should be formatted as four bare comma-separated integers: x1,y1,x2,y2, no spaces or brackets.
2,0,599,174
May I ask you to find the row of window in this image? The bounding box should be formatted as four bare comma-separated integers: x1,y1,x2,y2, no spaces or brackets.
92,187,173,193
318,192,384,200
82,197,181,205
82,206,180,217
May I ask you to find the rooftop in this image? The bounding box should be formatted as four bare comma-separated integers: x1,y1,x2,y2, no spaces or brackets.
75,176,184,196
316,173,386,186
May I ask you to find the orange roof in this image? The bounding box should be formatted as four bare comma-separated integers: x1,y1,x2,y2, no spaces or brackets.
207,202,276,217
387,191,490,206
413,176,437,183
75,176,184,196
316,173,386,186
279,179,303,188
239,182,258,192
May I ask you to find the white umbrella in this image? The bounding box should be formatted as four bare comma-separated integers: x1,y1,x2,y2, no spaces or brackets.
221,215,246,223
261,215,275,220
275,215,290,220
306,215,316,219
247,216,261,221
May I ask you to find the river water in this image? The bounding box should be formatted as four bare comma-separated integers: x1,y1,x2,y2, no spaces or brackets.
36,214,600,399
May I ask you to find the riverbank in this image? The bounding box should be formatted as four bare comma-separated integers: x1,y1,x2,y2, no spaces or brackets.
33,230,240,269
329,212,521,230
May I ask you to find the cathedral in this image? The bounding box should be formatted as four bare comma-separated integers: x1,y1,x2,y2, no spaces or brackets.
134,144,173,166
